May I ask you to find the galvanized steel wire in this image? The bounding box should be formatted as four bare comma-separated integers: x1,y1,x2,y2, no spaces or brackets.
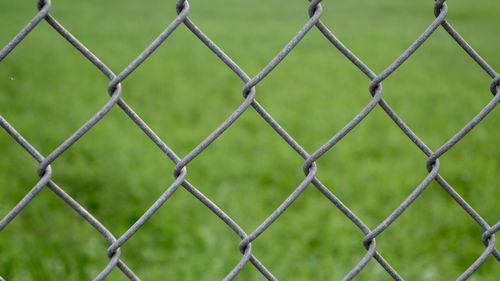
0,0,499,280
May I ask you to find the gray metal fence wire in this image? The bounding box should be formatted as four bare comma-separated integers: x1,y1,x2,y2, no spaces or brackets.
0,0,498,280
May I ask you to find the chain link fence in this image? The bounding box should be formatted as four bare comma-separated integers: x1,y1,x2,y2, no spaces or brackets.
0,0,498,280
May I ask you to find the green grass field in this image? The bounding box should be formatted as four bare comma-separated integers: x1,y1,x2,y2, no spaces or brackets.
0,0,499,280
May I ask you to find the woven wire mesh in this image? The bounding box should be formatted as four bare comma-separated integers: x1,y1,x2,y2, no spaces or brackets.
0,0,498,280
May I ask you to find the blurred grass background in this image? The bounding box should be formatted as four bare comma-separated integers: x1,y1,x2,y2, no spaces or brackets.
0,0,499,280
